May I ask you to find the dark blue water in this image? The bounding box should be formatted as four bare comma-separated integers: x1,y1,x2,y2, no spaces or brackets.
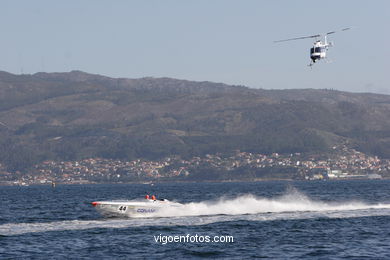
1,180,390,259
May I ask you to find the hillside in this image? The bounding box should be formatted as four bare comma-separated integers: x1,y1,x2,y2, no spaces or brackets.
0,70,389,172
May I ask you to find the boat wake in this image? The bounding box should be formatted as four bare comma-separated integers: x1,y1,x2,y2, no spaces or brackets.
153,189,390,218
2,189,390,236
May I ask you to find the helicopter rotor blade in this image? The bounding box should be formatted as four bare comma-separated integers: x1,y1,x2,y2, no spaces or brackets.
274,27,351,43
326,27,351,35
274,34,320,43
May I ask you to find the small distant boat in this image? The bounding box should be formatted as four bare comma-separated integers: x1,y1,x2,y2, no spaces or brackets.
91,196,181,218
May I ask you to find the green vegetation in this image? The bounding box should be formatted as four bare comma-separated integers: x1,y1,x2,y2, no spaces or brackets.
0,70,389,173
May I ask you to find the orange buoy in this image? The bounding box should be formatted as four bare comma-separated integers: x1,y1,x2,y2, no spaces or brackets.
145,195,150,200
151,195,156,200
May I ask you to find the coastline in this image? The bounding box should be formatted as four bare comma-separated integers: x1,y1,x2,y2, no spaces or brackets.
1,176,387,187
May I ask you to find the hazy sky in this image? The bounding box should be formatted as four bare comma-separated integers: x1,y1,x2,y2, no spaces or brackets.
0,0,389,94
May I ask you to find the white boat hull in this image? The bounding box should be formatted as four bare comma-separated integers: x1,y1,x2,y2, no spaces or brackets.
91,200,179,218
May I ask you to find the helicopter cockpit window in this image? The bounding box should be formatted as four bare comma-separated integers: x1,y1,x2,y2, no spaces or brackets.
314,47,322,53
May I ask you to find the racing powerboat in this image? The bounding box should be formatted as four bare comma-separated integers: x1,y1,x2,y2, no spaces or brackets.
91,197,180,218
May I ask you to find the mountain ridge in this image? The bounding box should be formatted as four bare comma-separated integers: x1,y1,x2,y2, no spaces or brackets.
0,70,389,172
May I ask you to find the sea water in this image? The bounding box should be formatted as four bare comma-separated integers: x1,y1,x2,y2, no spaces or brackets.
1,180,390,259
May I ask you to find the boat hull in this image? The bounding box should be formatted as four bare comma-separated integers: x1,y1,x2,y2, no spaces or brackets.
91,200,176,218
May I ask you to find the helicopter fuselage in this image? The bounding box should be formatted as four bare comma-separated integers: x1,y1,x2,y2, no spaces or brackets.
310,40,328,63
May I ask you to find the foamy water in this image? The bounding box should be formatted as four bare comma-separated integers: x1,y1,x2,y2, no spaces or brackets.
152,190,390,217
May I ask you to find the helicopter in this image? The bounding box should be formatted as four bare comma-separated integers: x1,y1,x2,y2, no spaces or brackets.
274,28,351,66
